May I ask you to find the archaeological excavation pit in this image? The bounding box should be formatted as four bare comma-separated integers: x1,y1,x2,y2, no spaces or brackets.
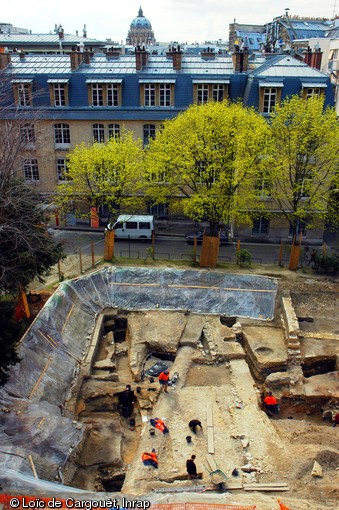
0,267,338,509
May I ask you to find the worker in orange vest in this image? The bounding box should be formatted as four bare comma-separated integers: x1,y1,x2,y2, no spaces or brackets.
142,449,158,468
158,369,170,392
150,418,169,434
263,392,279,416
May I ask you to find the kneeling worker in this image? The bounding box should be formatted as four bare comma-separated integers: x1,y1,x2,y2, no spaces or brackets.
264,392,279,416
189,419,203,434
142,449,158,468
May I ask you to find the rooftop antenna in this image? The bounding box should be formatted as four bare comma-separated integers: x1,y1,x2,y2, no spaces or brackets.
332,0,337,18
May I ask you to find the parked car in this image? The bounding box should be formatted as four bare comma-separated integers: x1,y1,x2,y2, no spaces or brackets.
185,230,228,245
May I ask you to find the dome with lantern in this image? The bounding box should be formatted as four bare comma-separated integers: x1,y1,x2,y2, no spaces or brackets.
126,6,155,46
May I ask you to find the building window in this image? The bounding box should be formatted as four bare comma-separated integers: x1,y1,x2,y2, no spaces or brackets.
304,88,321,99
147,202,169,217
108,123,120,139
255,173,272,197
107,85,119,107
289,220,306,237
88,82,122,107
23,159,39,181
143,124,156,146
212,84,225,102
20,124,35,145
54,84,66,106
140,82,174,107
56,158,69,181
54,123,70,147
193,83,228,104
197,84,209,104
252,217,270,235
93,123,105,143
92,84,103,106
159,84,171,106
263,88,277,113
48,80,69,107
17,83,31,107
144,84,156,106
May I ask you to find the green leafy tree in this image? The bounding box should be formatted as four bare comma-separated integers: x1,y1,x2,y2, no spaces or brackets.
56,130,145,222
268,95,339,238
144,101,270,235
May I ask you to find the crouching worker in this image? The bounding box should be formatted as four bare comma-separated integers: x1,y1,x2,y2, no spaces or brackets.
150,417,169,434
142,449,158,468
263,391,279,417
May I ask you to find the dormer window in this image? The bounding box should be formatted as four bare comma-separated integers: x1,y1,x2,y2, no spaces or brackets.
12,80,33,107
47,79,69,107
193,80,229,104
259,82,284,114
86,79,123,107
301,82,327,99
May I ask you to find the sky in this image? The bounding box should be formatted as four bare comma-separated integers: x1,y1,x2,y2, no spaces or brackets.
1,0,336,44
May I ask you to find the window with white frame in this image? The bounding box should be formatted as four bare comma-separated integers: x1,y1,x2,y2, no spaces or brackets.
93,123,105,143
252,216,270,234
108,123,120,139
20,124,35,145
107,84,119,107
92,84,104,106
147,202,169,217
263,88,277,113
23,159,39,181
144,84,156,106
305,88,321,99
197,84,209,104
289,219,306,236
143,124,156,146
18,83,31,107
255,173,272,197
54,84,66,106
56,158,69,181
159,84,171,106
212,84,225,102
54,123,70,146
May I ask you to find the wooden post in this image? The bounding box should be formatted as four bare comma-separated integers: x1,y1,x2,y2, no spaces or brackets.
20,285,31,319
91,240,95,267
152,231,155,260
278,240,283,267
322,243,327,255
104,229,115,261
236,239,241,264
55,209,59,227
79,248,83,274
193,236,197,263
57,260,62,280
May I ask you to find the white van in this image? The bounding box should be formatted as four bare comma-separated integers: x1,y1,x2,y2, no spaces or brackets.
108,215,154,240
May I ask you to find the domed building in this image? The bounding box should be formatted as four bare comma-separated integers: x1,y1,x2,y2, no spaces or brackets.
126,6,155,46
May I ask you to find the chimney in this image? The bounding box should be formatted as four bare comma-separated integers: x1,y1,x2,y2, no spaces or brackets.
201,46,216,59
0,51,11,70
58,25,64,39
303,46,322,70
166,44,183,71
83,50,93,64
135,45,148,71
70,50,84,71
19,50,25,60
232,49,249,73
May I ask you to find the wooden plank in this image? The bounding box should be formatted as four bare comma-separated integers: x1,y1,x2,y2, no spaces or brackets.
243,483,288,488
207,426,214,454
206,402,213,427
28,454,38,479
244,487,289,492
62,304,75,333
28,357,52,399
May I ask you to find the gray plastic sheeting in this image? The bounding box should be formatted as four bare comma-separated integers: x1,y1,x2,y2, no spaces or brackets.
0,266,277,495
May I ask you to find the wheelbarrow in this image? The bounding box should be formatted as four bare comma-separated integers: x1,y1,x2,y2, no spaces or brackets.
204,457,227,491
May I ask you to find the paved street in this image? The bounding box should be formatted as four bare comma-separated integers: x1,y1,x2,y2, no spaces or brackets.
49,228,334,267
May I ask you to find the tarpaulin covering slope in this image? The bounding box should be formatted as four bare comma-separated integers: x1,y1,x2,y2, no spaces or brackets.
0,267,277,495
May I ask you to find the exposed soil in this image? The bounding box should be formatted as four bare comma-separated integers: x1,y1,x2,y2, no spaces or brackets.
29,263,339,510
